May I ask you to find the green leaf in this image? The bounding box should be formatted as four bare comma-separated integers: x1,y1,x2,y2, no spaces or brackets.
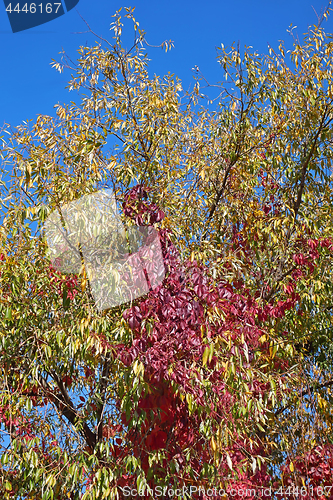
5,307,12,320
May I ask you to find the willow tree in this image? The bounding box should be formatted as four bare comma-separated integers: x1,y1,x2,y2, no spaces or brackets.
1,5,333,499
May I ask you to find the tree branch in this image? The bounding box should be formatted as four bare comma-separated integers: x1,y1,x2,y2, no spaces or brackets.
96,353,112,442
262,264,298,302
293,106,329,220
275,379,333,416
39,374,97,450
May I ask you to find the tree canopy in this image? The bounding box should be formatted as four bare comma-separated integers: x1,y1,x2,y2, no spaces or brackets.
1,6,333,499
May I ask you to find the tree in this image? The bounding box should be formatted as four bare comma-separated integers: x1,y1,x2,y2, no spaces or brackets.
1,5,333,499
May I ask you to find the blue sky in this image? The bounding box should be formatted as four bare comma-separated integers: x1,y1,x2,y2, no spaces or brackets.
0,0,332,129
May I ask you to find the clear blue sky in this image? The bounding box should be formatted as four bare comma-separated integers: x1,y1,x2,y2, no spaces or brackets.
0,0,332,129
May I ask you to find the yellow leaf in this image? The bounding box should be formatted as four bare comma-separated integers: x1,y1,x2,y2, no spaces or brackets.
133,360,144,377
202,346,209,366
208,342,214,363
290,461,294,472
5,481,12,491
210,436,217,452
226,453,233,470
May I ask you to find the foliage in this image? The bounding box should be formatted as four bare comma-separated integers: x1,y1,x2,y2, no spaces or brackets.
1,5,333,499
